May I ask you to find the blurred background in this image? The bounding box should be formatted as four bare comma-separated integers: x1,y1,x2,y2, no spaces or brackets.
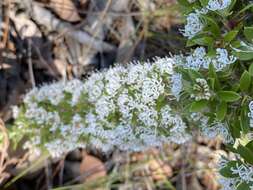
0,0,228,189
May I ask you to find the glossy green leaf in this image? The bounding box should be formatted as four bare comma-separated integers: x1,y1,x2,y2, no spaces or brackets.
177,0,191,6
156,95,167,111
244,27,253,42
227,0,237,11
217,91,241,102
208,63,220,90
219,160,238,178
249,63,253,76
237,144,253,165
240,71,251,91
217,102,227,120
201,15,221,37
237,182,251,190
192,36,214,47
246,140,253,150
226,144,238,153
187,69,204,81
199,0,209,6
229,120,241,138
240,105,250,134
224,30,238,43
232,41,253,61
190,100,208,112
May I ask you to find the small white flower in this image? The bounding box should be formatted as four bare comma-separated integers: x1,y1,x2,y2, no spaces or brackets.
171,73,182,101
153,57,174,75
186,47,211,69
138,105,158,127
25,106,49,125
84,72,104,103
218,156,229,169
104,66,126,96
182,12,204,39
168,131,192,144
37,82,65,105
218,177,237,190
201,122,234,144
95,96,115,120
207,0,231,11
65,79,85,106
249,101,253,112
160,105,172,127
212,48,237,71
248,101,253,128
127,63,151,87
141,77,164,104
117,90,134,120
231,163,253,183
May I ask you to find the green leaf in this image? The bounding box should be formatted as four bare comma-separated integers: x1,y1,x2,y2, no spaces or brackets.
229,120,241,138
246,140,253,150
192,36,214,47
190,100,208,112
201,15,221,37
237,182,251,190
232,41,253,61
187,69,203,81
199,0,209,6
226,144,238,153
224,30,238,43
240,105,250,134
227,0,237,12
217,91,241,102
244,27,253,42
237,144,253,165
240,71,251,91
219,160,238,178
236,3,253,17
177,0,191,6
186,39,196,47
156,95,167,111
208,78,215,90
231,83,240,92
249,63,253,76
217,102,227,120
208,63,220,90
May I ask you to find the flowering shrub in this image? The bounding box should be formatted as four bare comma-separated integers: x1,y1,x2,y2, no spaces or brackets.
1,0,253,189
8,59,193,158
178,0,253,189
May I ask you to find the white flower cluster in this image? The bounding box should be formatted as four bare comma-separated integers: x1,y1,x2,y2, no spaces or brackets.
175,47,236,71
191,78,211,101
231,163,253,183
17,58,192,157
248,101,253,128
207,0,231,11
191,113,234,144
171,73,183,101
218,177,238,190
182,11,205,39
213,48,237,70
218,155,253,190
201,121,234,143
182,0,232,39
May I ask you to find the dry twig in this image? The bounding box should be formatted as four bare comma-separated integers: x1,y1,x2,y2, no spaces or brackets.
0,118,10,184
